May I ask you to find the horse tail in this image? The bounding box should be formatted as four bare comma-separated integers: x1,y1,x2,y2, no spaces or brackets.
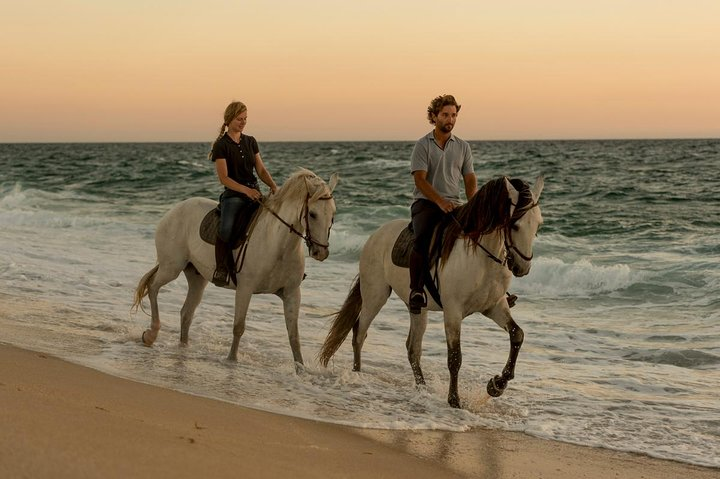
131,264,159,314
318,276,362,367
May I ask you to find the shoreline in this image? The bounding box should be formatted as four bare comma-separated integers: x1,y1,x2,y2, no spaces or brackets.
1,343,717,478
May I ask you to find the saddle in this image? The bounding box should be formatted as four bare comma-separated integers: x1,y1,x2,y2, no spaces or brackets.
391,223,445,309
199,202,260,250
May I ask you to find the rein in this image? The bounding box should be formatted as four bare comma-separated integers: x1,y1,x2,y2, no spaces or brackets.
450,214,505,265
256,193,334,249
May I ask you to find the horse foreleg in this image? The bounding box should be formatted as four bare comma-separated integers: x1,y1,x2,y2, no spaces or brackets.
280,287,304,370
406,310,428,385
180,265,208,345
487,318,524,397
444,316,463,408
227,288,252,361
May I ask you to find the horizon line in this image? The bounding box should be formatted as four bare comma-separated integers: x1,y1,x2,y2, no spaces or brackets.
1,136,718,145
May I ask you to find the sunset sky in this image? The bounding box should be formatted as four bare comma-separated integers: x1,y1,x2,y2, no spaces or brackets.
2,1,718,142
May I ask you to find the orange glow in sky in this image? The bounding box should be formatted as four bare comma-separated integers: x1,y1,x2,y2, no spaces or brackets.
2,1,718,142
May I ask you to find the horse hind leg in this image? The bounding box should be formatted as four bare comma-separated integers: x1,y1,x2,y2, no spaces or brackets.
351,283,391,371
141,262,185,346
179,263,208,345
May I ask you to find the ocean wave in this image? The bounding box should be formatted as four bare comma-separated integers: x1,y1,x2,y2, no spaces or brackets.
623,349,720,369
1,206,113,229
1,182,92,208
0,182,40,210
0,182,137,229
515,257,637,297
327,227,366,258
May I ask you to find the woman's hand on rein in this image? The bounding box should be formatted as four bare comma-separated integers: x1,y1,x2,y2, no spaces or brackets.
243,186,262,201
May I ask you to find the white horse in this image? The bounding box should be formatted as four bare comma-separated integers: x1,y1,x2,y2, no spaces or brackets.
133,169,338,367
319,176,543,407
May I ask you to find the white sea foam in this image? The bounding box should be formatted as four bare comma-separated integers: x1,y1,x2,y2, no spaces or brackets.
515,257,637,297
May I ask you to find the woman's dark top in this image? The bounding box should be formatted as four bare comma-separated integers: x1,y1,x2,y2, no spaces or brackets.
211,133,260,192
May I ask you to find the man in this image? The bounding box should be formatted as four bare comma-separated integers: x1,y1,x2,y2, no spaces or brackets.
408,94,477,314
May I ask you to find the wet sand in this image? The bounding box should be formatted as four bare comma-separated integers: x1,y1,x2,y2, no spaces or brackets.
0,344,716,478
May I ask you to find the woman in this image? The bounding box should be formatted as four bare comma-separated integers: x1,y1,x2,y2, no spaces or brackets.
209,101,278,286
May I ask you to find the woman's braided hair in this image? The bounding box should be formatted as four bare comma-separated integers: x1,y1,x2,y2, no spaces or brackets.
207,101,247,160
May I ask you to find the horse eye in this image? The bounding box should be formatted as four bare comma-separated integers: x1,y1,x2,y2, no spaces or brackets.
309,212,317,219
511,224,519,231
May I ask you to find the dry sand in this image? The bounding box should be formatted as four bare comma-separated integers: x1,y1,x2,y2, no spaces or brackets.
0,343,716,479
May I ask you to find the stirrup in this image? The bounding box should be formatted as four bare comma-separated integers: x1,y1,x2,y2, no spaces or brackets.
212,269,228,287
409,289,427,314
506,292,518,308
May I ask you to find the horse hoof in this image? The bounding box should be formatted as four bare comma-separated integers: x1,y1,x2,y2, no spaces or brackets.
448,396,461,408
141,330,155,346
487,376,506,397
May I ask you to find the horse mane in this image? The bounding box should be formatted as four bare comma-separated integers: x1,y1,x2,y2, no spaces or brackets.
439,176,532,264
264,168,330,209
508,178,536,220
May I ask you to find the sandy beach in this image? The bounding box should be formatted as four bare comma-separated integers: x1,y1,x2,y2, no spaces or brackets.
0,344,716,478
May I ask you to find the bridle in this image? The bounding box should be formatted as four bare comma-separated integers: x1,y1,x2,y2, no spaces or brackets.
452,199,539,269
503,200,539,263
257,192,334,250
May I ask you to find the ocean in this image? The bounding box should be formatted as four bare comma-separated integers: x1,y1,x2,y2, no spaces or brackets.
1,140,718,469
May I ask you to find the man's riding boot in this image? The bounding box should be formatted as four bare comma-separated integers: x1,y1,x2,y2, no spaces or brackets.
408,250,427,314
212,239,229,287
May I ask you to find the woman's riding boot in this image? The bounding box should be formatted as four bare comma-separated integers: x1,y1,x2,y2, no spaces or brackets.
212,239,229,287
408,249,426,314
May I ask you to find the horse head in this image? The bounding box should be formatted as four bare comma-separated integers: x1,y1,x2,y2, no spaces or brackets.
265,169,338,261
303,171,338,261
504,176,544,277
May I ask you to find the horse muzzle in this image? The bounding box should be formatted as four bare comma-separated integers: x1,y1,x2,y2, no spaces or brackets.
309,245,329,261
507,254,531,277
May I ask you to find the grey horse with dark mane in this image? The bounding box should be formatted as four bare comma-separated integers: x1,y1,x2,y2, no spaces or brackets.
319,176,543,407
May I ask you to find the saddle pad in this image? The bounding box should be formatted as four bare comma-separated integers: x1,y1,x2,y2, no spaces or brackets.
391,225,414,268
199,203,260,249
199,207,221,245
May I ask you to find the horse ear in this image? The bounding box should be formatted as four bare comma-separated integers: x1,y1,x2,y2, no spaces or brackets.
504,177,519,217
532,175,545,201
328,172,339,193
